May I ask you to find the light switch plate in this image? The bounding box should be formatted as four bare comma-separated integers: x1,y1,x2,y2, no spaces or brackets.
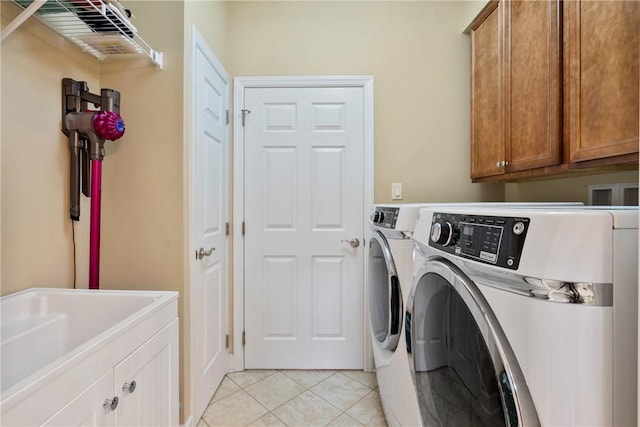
392,182,403,200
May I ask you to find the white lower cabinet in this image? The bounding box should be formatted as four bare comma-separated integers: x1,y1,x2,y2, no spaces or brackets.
41,371,114,427
114,319,179,426
41,320,179,427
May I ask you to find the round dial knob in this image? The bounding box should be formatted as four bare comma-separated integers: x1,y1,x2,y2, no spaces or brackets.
372,211,385,224
430,221,455,246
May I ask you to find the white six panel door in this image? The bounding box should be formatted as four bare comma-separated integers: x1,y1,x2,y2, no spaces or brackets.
244,87,365,368
192,35,228,422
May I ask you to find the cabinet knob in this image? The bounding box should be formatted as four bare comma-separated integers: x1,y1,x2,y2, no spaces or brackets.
122,380,137,394
496,161,501,167
103,396,119,411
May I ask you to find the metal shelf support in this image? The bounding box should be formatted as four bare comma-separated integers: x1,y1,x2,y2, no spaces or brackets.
3,0,163,70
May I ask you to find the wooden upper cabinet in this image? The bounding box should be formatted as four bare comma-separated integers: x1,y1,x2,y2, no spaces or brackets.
470,1,504,180
470,0,562,180
505,0,562,172
566,0,640,165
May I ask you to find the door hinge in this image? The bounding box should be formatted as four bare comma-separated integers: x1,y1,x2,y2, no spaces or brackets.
241,109,251,126
242,221,245,236
225,109,230,125
225,334,229,349
225,222,230,237
242,331,246,347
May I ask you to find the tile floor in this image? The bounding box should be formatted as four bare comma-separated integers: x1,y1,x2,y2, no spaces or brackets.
197,370,388,427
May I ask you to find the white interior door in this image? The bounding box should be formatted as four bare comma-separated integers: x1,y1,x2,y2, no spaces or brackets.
243,85,366,369
191,28,228,422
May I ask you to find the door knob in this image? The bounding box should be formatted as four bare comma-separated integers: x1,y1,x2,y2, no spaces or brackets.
197,247,215,260
341,238,360,248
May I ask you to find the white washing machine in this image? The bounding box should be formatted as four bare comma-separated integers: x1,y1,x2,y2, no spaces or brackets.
368,202,583,426
369,204,426,427
408,206,638,426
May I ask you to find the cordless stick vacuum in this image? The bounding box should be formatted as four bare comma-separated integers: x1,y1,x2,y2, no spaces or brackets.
62,78,125,289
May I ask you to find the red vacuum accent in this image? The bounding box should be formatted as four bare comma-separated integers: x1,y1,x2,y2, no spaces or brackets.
93,111,125,140
89,159,102,289
88,111,124,289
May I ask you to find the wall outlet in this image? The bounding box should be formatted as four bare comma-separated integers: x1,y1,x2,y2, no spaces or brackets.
392,182,403,200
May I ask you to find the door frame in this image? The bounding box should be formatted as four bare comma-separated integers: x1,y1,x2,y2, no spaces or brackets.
185,25,230,425
231,76,375,372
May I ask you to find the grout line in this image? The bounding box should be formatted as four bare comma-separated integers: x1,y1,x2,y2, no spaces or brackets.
278,368,339,389
201,370,383,427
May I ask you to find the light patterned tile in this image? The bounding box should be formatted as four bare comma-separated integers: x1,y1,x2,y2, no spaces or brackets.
227,369,277,388
346,390,388,427
280,370,336,389
245,372,306,410
311,373,371,411
210,376,241,404
272,390,341,426
248,412,287,426
327,413,364,427
202,390,268,426
341,370,378,389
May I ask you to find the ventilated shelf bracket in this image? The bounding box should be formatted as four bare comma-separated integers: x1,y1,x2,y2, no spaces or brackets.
5,0,163,70
1,0,46,41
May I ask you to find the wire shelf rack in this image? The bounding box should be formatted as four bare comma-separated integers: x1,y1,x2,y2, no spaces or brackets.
7,0,163,69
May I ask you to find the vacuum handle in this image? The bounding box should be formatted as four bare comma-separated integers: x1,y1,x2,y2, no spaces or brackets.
69,131,81,221
81,142,90,198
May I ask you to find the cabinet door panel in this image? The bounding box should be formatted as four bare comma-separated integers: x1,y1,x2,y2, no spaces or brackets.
41,371,114,427
506,0,561,172
471,1,504,179
114,320,179,427
567,0,639,163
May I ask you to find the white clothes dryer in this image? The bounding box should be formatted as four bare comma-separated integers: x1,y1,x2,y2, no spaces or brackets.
368,202,583,427
408,206,638,426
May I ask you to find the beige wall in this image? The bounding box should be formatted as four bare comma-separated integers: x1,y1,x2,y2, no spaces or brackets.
181,1,230,422
1,0,636,424
505,170,639,204
185,0,229,65
227,1,505,204
99,0,188,421
2,0,230,422
99,1,230,423
1,2,99,295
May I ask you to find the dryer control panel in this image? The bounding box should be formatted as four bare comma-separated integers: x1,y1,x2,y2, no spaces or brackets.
371,207,400,229
429,212,530,269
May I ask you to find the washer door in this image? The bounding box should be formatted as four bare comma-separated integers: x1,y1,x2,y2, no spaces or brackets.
368,230,402,352
406,257,539,427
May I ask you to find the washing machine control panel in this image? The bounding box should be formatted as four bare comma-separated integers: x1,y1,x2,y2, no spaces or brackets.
371,207,400,228
429,212,530,269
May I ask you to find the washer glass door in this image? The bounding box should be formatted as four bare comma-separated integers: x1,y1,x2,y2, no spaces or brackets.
407,259,538,427
369,231,402,351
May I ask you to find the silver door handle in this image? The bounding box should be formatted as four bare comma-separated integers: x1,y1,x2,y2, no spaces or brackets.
197,247,215,260
341,238,360,248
